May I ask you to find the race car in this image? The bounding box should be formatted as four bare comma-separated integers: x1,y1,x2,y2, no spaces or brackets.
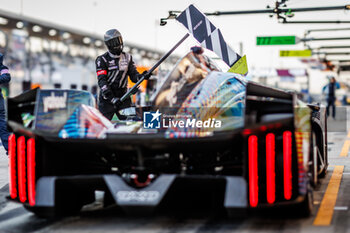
7,50,327,217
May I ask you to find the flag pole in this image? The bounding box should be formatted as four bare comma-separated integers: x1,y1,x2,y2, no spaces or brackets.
119,33,190,103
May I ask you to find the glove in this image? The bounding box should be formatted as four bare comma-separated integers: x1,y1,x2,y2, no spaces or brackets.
111,97,121,108
139,70,150,80
101,85,113,100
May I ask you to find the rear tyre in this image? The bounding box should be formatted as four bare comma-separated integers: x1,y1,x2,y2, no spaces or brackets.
285,183,313,218
319,114,329,179
319,166,327,178
310,132,318,187
318,137,328,178
297,184,313,217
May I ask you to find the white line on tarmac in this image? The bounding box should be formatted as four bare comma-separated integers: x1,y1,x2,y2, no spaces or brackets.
333,206,348,211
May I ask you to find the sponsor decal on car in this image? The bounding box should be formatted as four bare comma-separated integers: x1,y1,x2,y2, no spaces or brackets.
43,92,67,112
116,191,160,202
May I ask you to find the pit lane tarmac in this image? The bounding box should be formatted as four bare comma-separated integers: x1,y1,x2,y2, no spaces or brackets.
0,117,350,232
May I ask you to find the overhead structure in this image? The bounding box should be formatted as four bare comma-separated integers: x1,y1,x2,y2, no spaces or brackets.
313,52,350,56
316,45,350,50
306,28,350,35
161,1,350,25
305,29,350,52
282,20,350,24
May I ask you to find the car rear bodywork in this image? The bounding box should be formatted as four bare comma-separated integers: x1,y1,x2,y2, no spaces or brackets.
7,51,327,217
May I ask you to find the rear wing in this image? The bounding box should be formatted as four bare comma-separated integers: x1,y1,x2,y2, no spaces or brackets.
8,89,95,135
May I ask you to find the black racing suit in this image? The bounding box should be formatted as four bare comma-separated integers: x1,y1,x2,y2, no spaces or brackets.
95,51,141,120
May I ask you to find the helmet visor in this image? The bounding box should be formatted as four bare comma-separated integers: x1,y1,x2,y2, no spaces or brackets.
105,36,123,48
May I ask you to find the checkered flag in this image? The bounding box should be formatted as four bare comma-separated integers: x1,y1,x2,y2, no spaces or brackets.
176,4,241,67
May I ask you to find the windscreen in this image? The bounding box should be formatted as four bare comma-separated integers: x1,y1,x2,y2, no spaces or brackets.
164,71,246,138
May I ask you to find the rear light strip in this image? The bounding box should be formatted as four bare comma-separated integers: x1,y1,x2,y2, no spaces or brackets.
283,131,293,200
248,131,293,207
248,135,259,207
8,134,17,199
27,138,36,206
17,136,27,203
266,133,275,204
9,135,36,205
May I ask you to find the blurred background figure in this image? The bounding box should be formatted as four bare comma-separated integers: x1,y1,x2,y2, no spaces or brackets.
323,76,340,119
0,53,11,153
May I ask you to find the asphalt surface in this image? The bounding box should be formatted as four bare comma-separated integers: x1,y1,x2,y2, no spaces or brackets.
0,111,350,233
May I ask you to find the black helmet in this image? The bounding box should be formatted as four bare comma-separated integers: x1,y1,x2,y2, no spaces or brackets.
104,29,123,55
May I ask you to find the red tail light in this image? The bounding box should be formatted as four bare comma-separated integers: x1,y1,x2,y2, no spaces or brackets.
17,136,26,203
8,134,17,199
266,133,275,204
283,131,292,200
248,135,258,207
27,138,35,206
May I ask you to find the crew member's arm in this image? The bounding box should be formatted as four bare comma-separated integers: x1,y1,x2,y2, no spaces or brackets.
0,65,11,84
95,56,113,100
127,55,142,83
